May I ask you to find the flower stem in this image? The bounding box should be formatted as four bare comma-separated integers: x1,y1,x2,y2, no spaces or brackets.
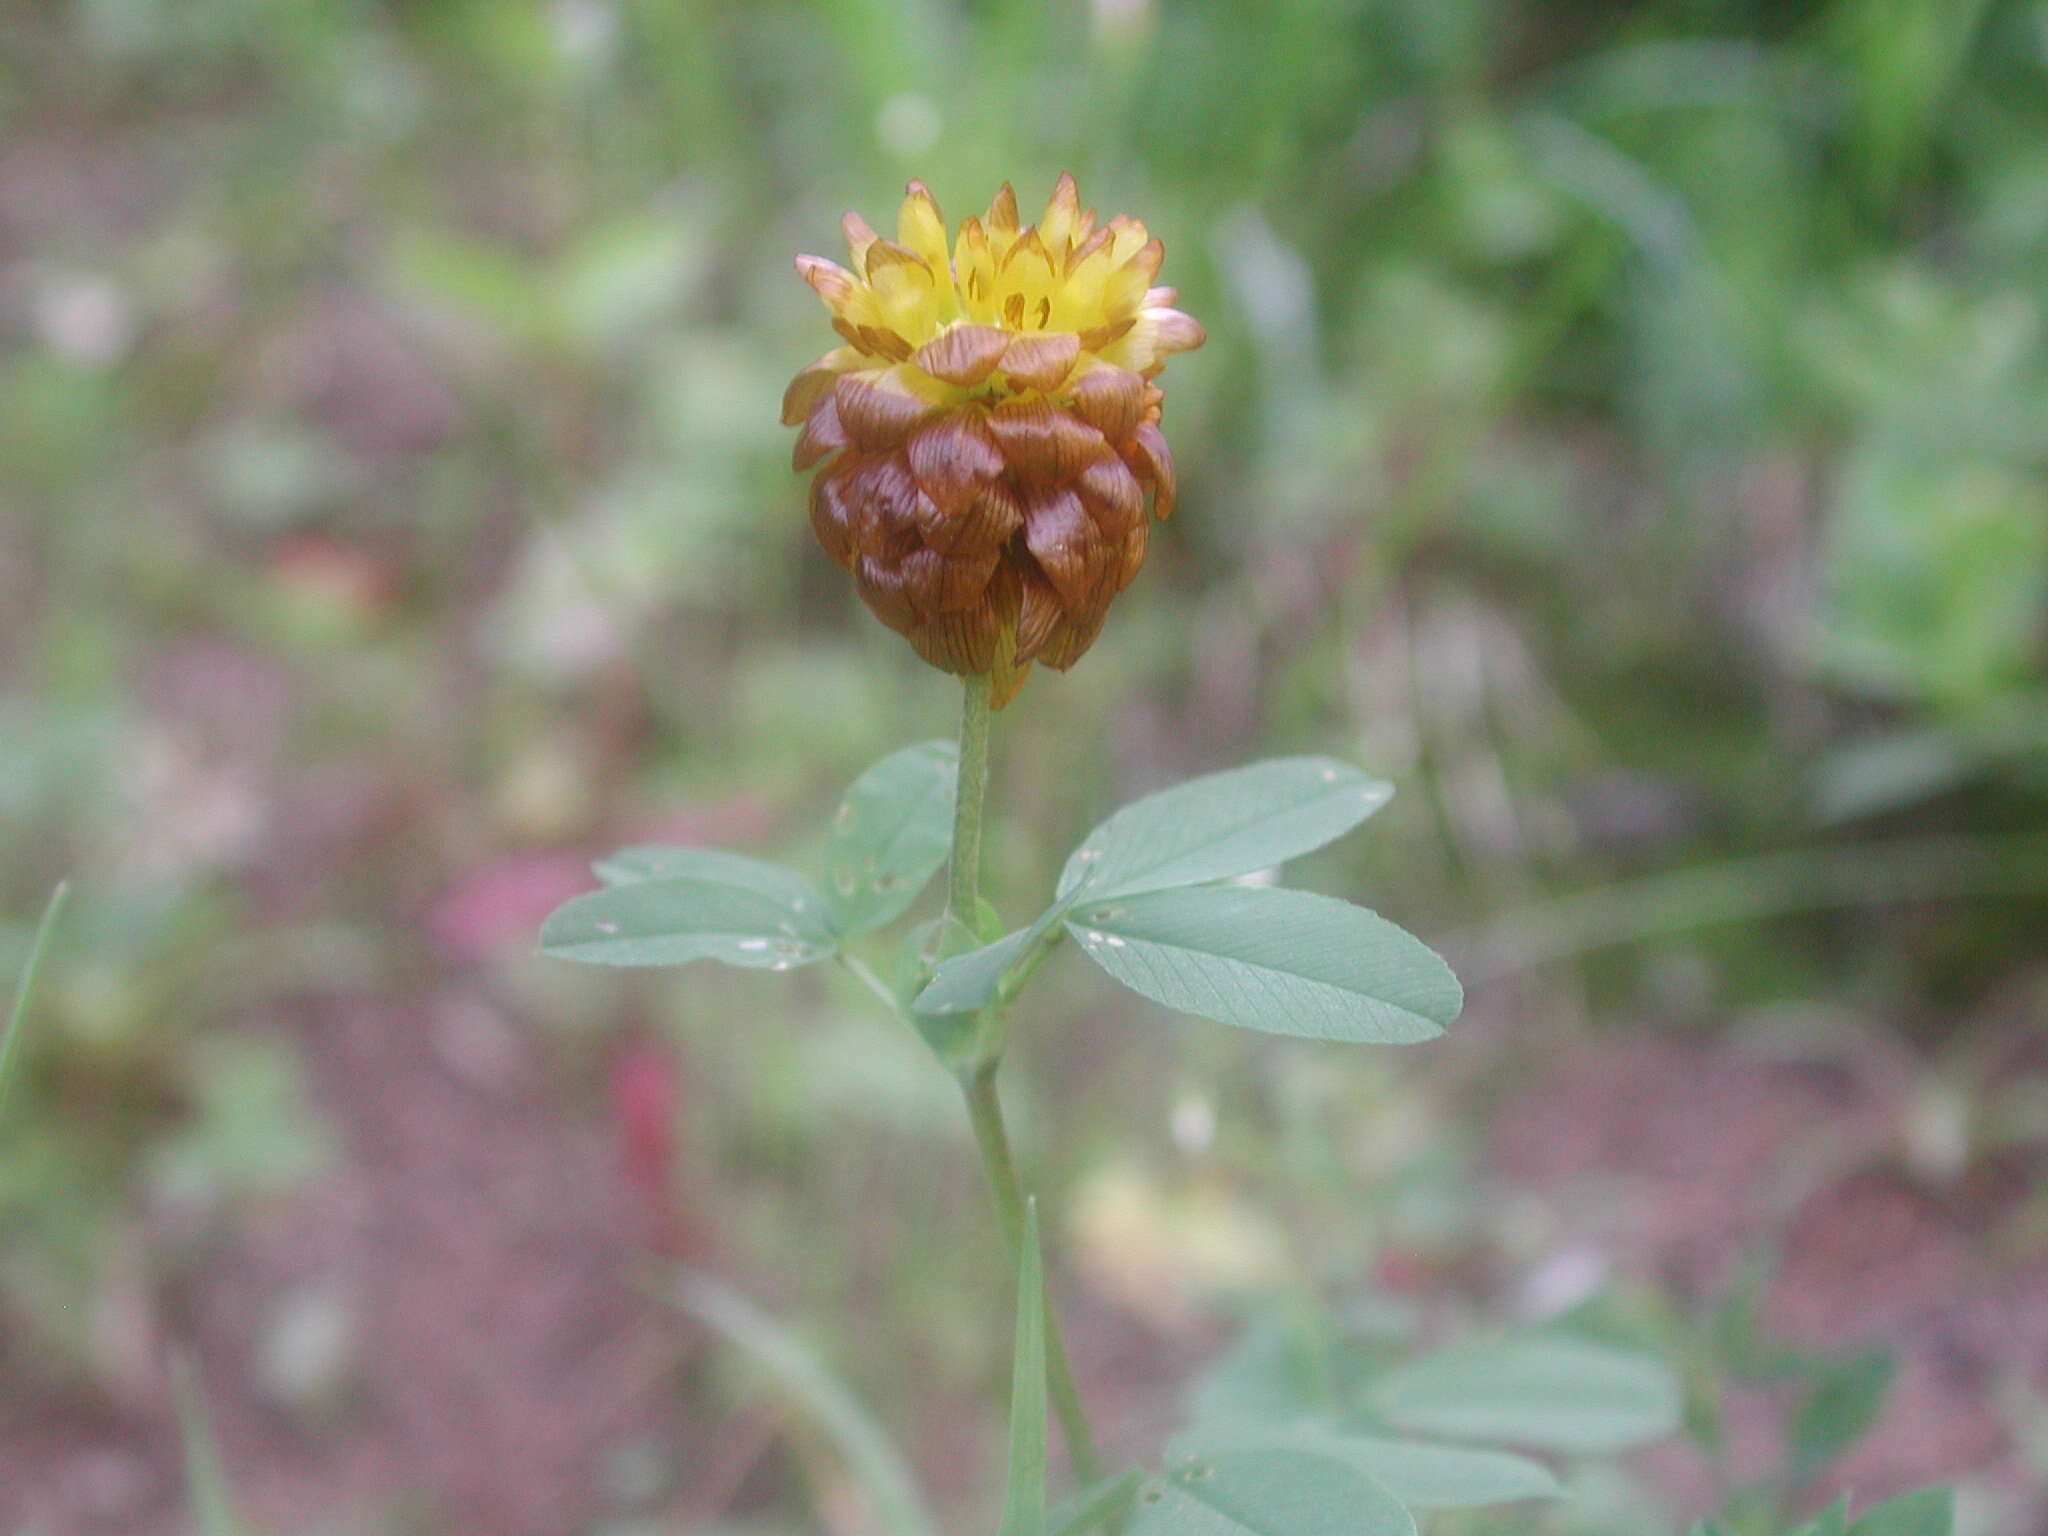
948,671,993,932
947,673,1105,1488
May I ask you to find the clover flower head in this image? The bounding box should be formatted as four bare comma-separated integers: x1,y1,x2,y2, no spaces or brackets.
785,174,1204,704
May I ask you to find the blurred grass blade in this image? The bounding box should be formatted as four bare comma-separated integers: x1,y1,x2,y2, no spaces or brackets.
1465,834,2048,980
669,1271,935,1536
1850,1487,1954,1536
170,1351,250,1536
0,881,70,1124
998,1200,1047,1536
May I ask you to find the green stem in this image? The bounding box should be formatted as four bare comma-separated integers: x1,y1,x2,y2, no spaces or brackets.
963,1061,1105,1486
949,671,993,930
946,674,1106,1488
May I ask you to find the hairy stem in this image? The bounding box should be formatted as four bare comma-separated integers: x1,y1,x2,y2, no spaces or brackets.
947,674,1105,1488
949,671,993,931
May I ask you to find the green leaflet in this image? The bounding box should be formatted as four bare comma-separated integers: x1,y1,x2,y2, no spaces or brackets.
1173,1426,1559,1511
1368,1335,1682,1455
1068,886,1460,1043
1128,1448,1414,1536
1059,757,1392,903
823,740,959,934
593,844,825,905
541,871,836,968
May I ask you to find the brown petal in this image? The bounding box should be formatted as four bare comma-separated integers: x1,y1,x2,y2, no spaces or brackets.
1077,451,1144,540
945,482,1025,556
1069,365,1144,441
907,411,1004,517
782,362,839,426
987,398,1107,483
1114,521,1148,592
842,454,927,548
809,461,860,567
1037,609,1108,671
1022,486,1112,609
1126,422,1177,520
855,554,917,633
1013,560,1064,661
931,544,1003,613
792,394,848,470
1001,332,1081,392
834,374,935,451
914,325,1013,387
915,561,1018,676
894,547,951,618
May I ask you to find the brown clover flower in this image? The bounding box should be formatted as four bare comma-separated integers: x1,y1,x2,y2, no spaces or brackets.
785,174,1204,705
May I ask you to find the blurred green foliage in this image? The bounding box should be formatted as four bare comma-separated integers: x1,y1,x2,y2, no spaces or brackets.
2,0,2045,1529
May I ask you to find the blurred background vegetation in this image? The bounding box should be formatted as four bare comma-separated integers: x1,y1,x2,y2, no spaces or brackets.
2,0,2046,1531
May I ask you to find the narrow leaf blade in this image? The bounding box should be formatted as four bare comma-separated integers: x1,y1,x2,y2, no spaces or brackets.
171,1352,250,1536
824,740,959,934
1,882,70,1123
998,1202,1048,1536
1059,757,1391,902
669,1272,936,1536
1790,1347,1894,1476
1069,886,1460,1043
1049,1471,1142,1536
1369,1336,1682,1454
541,873,835,969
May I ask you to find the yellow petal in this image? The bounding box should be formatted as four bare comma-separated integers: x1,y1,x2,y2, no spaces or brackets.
897,181,950,272
954,218,999,323
987,182,1021,237
1100,306,1204,372
841,211,880,267
1039,172,1082,252
795,254,861,314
